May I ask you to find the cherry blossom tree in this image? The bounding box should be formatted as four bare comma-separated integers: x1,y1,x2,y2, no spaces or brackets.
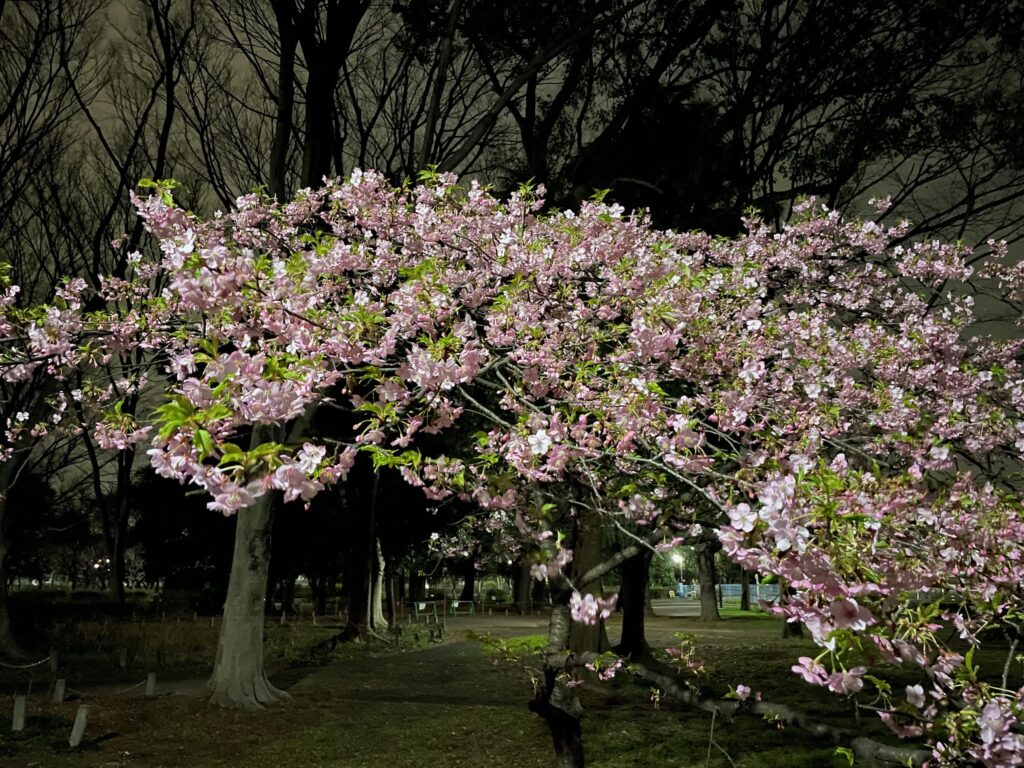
3,170,1023,764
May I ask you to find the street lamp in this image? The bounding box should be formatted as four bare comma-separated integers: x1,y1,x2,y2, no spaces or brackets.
671,552,683,584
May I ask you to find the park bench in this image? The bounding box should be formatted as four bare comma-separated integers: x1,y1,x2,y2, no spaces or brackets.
448,600,475,616
406,600,445,642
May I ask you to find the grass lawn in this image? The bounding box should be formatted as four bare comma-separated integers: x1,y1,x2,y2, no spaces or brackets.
0,611,987,767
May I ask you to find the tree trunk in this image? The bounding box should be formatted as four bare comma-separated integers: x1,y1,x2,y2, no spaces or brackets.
696,540,721,622
207,490,287,709
780,579,804,638
279,575,296,616
109,503,129,605
615,548,652,657
300,66,337,188
531,574,547,611
385,573,397,626
530,599,585,768
408,571,425,603
459,559,476,601
269,0,297,200
311,573,327,615
0,533,24,658
370,538,387,631
0,462,25,658
740,568,750,611
516,559,531,614
340,468,377,641
568,511,610,654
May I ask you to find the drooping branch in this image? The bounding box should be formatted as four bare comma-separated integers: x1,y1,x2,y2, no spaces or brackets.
575,528,669,591
559,651,931,768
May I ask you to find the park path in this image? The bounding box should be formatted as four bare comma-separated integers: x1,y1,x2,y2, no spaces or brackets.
69,601,702,701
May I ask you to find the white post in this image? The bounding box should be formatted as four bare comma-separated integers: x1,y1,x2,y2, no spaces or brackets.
69,705,89,747
118,648,127,669
12,695,26,731
145,672,157,697
53,678,66,704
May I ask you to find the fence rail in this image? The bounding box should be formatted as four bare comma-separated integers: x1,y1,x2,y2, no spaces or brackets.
672,583,781,601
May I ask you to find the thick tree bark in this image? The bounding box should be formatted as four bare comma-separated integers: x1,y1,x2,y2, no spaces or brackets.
696,540,721,622
207,489,287,709
740,568,750,611
615,548,652,657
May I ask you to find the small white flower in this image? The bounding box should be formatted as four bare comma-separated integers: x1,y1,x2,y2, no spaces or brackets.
905,684,925,708
527,429,553,457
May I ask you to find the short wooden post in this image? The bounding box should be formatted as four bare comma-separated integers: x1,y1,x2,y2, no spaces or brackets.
312,611,317,627
280,612,286,626
209,616,215,628
69,705,89,747
53,678,66,704
145,672,157,697
12,695,26,731
49,648,59,674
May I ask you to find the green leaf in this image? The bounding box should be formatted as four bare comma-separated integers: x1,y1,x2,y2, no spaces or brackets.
194,429,214,460
864,675,891,697
834,746,855,766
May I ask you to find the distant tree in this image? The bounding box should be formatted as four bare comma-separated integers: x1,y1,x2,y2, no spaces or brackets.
132,472,235,613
